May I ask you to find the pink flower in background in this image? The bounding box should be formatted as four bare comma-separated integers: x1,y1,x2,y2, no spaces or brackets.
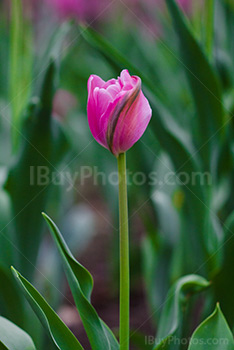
45,0,106,21
177,0,191,12
87,70,152,156
45,0,195,27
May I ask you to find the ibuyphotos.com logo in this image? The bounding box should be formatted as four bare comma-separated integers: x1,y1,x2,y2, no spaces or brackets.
29,166,213,191
145,335,230,347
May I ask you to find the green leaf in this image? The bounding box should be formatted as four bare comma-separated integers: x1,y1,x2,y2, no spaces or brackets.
129,330,153,350
150,98,224,275
79,25,164,101
0,189,14,268
0,267,24,327
0,190,24,326
42,212,119,350
0,341,8,350
141,232,170,325
10,0,33,151
34,22,71,95
188,304,234,349
154,275,210,349
11,267,84,350
5,60,69,279
166,0,225,167
0,316,36,350
214,210,234,327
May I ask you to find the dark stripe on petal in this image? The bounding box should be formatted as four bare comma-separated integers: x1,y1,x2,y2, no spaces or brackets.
106,80,141,155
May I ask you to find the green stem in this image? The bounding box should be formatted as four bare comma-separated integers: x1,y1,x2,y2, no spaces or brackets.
117,152,130,350
205,0,215,60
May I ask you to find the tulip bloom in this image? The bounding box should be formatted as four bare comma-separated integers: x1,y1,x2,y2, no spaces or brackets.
87,70,152,156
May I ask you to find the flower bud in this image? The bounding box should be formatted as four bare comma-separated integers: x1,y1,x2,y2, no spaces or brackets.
87,70,152,156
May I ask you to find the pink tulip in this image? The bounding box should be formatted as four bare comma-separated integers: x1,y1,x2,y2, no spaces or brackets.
87,70,152,156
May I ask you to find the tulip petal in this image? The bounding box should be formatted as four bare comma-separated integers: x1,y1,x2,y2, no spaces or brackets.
97,91,127,150
87,75,106,145
88,75,105,92
108,78,151,156
119,69,136,90
112,90,152,155
95,88,113,115
106,83,121,98
103,78,118,88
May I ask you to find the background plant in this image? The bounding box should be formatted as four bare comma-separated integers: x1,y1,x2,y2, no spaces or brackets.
0,0,234,349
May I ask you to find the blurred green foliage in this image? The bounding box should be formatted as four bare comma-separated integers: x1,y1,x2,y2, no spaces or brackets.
0,0,234,348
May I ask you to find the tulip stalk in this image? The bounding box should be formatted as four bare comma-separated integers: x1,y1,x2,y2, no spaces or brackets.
87,69,152,349
117,152,130,350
